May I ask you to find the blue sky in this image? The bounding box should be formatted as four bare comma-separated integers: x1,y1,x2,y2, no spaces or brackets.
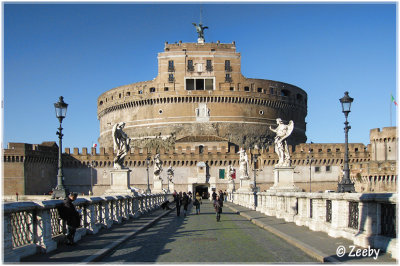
3,2,397,150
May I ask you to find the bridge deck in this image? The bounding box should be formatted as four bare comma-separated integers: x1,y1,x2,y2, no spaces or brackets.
22,201,395,263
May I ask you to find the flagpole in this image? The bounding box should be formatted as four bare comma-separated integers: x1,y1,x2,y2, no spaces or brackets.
390,94,392,126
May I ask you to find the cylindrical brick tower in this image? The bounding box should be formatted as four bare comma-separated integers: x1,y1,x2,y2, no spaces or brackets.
97,41,307,149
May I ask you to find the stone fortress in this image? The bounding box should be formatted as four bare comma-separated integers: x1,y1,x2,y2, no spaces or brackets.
3,26,398,197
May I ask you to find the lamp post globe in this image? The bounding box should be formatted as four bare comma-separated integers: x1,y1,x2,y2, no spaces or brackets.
337,91,355,193
52,96,69,199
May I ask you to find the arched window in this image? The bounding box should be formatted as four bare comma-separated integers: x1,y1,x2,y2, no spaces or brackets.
199,145,204,154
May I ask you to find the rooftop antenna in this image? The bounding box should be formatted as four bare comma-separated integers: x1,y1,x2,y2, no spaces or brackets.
200,5,203,24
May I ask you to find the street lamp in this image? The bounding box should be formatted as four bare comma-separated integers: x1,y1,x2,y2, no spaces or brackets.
52,96,68,199
252,145,260,192
337,91,355,193
251,145,260,210
146,156,151,194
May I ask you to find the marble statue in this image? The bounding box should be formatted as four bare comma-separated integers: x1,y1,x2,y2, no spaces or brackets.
112,122,130,169
269,118,294,167
153,153,163,179
167,166,174,182
192,23,208,40
238,148,249,179
228,165,235,181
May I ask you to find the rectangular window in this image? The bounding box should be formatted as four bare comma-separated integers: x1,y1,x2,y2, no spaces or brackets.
150,87,156,93
205,79,213,90
186,78,214,91
225,74,232,82
219,169,225,179
138,90,143,94
164,87,169,91
326,166,331,172
187,60,194,71
206,60,213,71
186,79,194,90
257,88,262,93
225,60,232,72
315,166,320,173
244,86,250,92
168,74,174,83
230,87,234,91
270,87,274,94
168,60,174,72
196,79,204,90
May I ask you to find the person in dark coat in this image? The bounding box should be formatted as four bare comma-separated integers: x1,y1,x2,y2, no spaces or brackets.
182,192,189,216
212,191,217,201
219,190,224,202
58,192,80,245
213,195,223,222
175,192,182,216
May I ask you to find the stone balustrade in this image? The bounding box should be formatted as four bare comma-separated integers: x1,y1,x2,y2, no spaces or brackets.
3,193,170,262
229,191,397,259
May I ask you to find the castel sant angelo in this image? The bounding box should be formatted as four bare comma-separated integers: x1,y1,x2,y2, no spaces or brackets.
3,23,398,197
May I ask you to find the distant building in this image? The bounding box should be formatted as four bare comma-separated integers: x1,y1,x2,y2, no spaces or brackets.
3,33,397,196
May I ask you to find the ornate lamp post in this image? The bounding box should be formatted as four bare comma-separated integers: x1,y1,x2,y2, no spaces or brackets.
146,156,151,194
337,91,355,193
251,145,260,210
252,145,260,192
52,96,68,199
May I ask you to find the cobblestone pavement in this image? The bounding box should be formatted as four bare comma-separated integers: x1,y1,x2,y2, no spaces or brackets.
101,201,318,263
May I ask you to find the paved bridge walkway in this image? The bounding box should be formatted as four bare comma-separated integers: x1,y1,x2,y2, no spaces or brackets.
22,201,396,263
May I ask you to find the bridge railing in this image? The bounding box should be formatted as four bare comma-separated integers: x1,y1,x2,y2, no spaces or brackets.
4,193,170,262
228,190,397,259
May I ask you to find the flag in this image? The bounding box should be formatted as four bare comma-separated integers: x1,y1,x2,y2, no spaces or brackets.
231,169,236,179
391,94,398,106
92,143,97,148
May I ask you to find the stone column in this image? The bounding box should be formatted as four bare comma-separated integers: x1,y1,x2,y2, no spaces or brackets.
294,195,309,227
103,196,114,228
3,212,15,262
86,200,101,235
309,194,325,232
36,203,57,253
328,197,348,238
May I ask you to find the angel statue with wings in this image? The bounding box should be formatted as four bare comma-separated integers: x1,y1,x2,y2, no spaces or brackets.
269,118,294,167
112,122,130,169
153,153,163,179
192,23,208,40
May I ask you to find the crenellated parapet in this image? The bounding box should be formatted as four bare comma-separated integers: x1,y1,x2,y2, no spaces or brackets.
60,141,370,169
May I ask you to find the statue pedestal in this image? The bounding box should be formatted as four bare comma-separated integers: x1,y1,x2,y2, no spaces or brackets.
268,166,302,192
104,169,138,195
197,38,204,44
153,178,163,193
237,178,252,192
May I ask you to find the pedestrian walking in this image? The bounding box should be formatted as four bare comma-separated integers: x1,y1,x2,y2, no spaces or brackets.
219,190,224,202
194,192,202,214
57,192,81,245
224,190,227,201
212,191,217,201
182,192,189,216
213,195,223,222
175,192,182,216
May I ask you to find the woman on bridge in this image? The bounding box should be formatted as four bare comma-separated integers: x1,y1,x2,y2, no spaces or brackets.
213,195,223,222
